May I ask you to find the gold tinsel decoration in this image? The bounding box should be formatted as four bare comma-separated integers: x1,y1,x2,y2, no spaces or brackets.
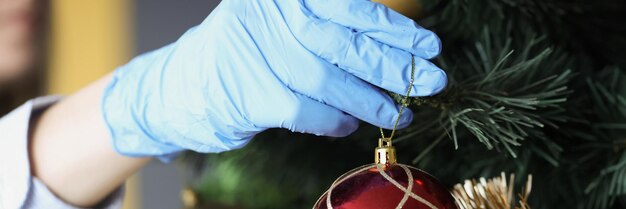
452,173,532,209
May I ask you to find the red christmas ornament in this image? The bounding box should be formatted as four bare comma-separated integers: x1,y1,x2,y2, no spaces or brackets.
314,57,458,209
313,138,459,209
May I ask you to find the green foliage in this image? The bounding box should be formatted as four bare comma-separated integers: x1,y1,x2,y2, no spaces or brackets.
398,30,573,160
183,0,626,208
184,130,376,209
575,68,626,208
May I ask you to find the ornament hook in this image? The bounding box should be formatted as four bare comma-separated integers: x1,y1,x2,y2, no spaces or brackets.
375,56,414,165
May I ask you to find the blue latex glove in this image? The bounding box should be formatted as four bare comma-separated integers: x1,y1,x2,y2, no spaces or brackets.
102,0,446,160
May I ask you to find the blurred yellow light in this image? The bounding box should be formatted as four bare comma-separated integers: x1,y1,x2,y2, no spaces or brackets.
47,1,139,208
373,0,423,19
48,0,133,94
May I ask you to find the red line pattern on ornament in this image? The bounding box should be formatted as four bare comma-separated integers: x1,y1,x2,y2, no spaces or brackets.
320,164,438,209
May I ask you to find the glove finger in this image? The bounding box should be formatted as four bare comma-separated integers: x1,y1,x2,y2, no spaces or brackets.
303,0,441,59
276,0,446,96
276,93,360,137
295,19,447,96
278,1,447,96
270,46,414,129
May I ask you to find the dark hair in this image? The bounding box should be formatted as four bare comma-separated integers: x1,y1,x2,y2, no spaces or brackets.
0,1,48,116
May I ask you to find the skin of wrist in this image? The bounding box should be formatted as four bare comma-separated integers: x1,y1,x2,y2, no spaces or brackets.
29,74,151,207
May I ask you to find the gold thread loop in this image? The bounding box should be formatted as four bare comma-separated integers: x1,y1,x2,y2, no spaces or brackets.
380,55,416,141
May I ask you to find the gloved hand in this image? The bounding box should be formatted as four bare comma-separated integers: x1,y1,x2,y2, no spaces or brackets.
102,0,446,160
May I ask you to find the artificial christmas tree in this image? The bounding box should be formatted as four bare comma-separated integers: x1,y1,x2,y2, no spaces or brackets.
183,0,626,208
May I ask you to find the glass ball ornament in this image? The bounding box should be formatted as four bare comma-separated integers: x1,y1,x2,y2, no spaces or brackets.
314,138,459,209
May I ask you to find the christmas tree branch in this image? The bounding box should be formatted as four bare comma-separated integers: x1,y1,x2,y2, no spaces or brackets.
397,29,572,159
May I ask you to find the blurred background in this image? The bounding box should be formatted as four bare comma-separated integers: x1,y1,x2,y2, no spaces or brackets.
1,0,219,208
51,1,221,208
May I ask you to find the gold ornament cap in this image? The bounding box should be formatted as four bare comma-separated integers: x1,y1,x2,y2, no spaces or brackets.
375,138,397,165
